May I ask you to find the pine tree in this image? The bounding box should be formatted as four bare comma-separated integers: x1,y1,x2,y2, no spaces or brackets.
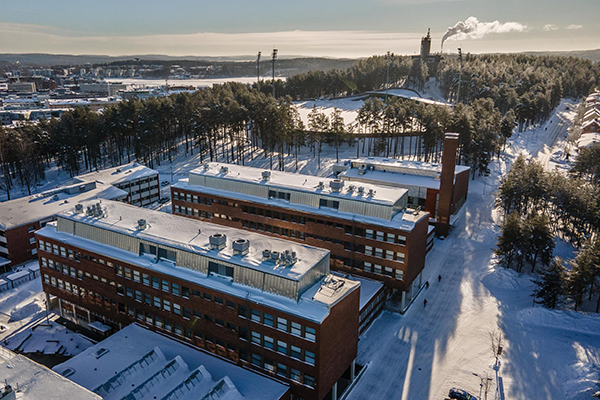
495,212,523,268
567,260,588,311
524,213,555,273
534,258,565,309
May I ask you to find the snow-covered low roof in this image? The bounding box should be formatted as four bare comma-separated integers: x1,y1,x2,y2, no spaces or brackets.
349,156,470,176
0,181,127,230
190,162,407,207
0,348,101,400
75,162,158,186
174,180,426,231
577,132,600,149
53,324,289,400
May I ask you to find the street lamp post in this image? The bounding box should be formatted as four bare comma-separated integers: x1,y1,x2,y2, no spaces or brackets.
271,49,278,98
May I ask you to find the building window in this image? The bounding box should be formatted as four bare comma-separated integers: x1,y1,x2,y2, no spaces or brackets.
397,235,407,245
264,313,274,327
305,351,315,365
395,270,404,281
28,226,35,233
319,198,339,210
291,322,301,336
364,262,372,272
251,354,261,366
290,345,301,360
277,317,287,331
251,309,261,323
29,237,36,244
277,340,287,354
305,327,316,342
396,252,405,263
277,363,287,378
208,261,234,278
251,331,261,345
143,274,150,286
163,300,171,312
385,250,394,260
238,305,247,318
365,246,373,256
376,231,385,241
153,296,161,308
173,303,181,315
171,283,180,296
264,358,275,372
304,374,315,388
375,248,383,258
384,267,394,277
290,368,301,382
264,335,274,350
366,229,374,239
152,277,160,289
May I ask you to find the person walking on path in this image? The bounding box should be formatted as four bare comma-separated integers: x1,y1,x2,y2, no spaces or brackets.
425,281,429,289
424,299,428,307
438,275,442,283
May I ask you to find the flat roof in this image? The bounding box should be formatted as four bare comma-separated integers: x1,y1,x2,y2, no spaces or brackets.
38,225,358,323
0,348,101,400
190,162,408,206
340,167,443,190
53,324,288,400
349,157,470,175
76,162,158,186
174,180,427,231
55,200,329,282
0,181,127,230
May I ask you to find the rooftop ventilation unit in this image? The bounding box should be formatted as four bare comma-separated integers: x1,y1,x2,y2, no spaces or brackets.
281,249,297,266
209,233,227,250
262,249,271,259
116,168,121,173
74,204,83,213
262,171,271,180
357,186,365,194
220,166,229,174
137,219,147,230
434,172,441,181
52,194,60,201
358,165,366,175
367,189,376,197
232,238,250,256
270,251,280,262
317,181,324,190
329,179,344,192
203,163,210,171
347,185,356,193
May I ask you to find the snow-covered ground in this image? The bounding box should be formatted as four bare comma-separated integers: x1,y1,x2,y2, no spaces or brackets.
347,99,600,400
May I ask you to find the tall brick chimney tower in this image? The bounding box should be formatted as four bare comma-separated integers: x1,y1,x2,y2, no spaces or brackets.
436,132,460,237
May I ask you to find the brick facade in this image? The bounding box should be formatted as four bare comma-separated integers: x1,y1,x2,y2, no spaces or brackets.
171,188,429,294
36,233,359,400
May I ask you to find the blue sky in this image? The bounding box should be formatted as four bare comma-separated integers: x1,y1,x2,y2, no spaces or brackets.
1,0,598,57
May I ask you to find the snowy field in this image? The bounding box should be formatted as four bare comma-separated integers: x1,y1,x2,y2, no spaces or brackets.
1,93,598,399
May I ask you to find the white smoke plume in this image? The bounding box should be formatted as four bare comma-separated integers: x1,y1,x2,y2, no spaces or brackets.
441,16,527,47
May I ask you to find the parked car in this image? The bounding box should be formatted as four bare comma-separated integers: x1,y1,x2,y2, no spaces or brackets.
449,388,477,400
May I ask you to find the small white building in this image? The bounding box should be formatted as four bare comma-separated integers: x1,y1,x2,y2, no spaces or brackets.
76,163,160,207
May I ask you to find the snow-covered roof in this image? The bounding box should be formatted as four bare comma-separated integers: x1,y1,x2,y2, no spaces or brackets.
6,269,31,281
75,162,158,186
190,162,407,207
582,119,600,131
54,200,329,283
333,272,384,310
0,256,10,267
577,132,600,149
53,324,289,400
347,156,470,176
0,348,101,400
0,181,127,230
174,180,426,231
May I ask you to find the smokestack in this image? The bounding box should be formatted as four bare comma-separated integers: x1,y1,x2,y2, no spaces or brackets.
436,133,460,237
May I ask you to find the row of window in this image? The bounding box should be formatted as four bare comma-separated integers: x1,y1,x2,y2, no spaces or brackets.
250,331,315,365
241,220,306,240
239,305,316,343
173,205,212,219
117,176,158,190
250,353,315,388
240,204,407,245
44,274,115,308
172,192,213,205
41,257,116,286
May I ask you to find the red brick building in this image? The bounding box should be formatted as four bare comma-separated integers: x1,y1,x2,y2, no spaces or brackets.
36,200,360,400
0,181,127,271
171,163,430,311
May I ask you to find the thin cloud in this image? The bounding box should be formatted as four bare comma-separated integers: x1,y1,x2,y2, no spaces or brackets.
543,24,558,31
567,24,583,30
